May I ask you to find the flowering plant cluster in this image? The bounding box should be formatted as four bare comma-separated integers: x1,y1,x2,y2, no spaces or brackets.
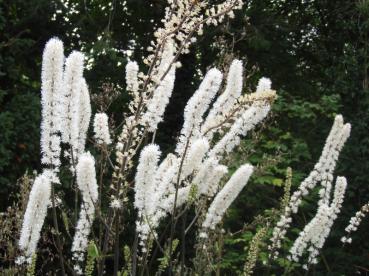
9,0,363,275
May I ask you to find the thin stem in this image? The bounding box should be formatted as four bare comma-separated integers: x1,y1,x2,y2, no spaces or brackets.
51,183,66,276
131,230,139,276
98,209,114,276
180,211,187,276
168,135,192,275
98,146,106,258
185,207,203,234
148,221,172,271
216,229,223,276
113,212,120,276
70,149,78,226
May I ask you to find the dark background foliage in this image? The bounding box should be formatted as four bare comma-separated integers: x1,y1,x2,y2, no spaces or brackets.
0,0,368,274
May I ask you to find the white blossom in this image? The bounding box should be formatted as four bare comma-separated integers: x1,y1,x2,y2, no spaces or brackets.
77,78,91,155
341,201,369,244
256,77,272,93
40,38,64,168
93,113,111,145
176,68,223,155
60,51,85,158
71,152,98,269
289,204,332,264
202,59,243,140
270,115,351,258
141,42,176,132
134,144,162,247
19,171,52,259
208,104,271,159
110,198,122,209
289,177,347,266
125,61,139,95
181,138,210,179
134,144,161,213
150,155,179,212
194,158,228,197
160,186,191,215
15,256,27,265
201,164,253,231
289,115,351,213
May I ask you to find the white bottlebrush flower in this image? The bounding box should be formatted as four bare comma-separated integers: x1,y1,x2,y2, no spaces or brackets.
125,60,139,95
193,158,228,197
202,59,243,140
75,152,98,204
201,164,253,231
60,51,85,155
160,186,192,215
289,204,332,264
150,155,179,213
141,42,176,132
290,115,350,213
134,144,162,247
317,119,351,206
341,202,369,244
19,172,52,259
181,137,210,180
270,115,351,258
256,77,272,93
176,68,223,156
208,104,271,159
93,113,112,145
40,38,64,168
134,144,161,213
330,177,347,215
203,164,229,196
72,152,98,269
77,78,91,155
289,177,347,266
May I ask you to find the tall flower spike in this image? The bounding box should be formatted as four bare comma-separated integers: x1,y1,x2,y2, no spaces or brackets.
318,121,351,206
289,177,347,267
93,113,112,145
306,177,347,266
289,115,351,213
207,77,274,159
40,38,64,168
71,152,98,273
341,201,369,244
134,144,161,248
134,144,161,213
125,61,139,96
77,78,91,156
208,104,271,159
141,42,176,132
270,115,351,258
19,172,52,261
202,59,243,140
201,164,253,234
150,156,179,214
288,204,332,265
60,51,85,157
176,68,223,156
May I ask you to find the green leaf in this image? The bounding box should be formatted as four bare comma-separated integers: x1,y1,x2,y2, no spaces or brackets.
87,241,99,258
272,178,283,186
